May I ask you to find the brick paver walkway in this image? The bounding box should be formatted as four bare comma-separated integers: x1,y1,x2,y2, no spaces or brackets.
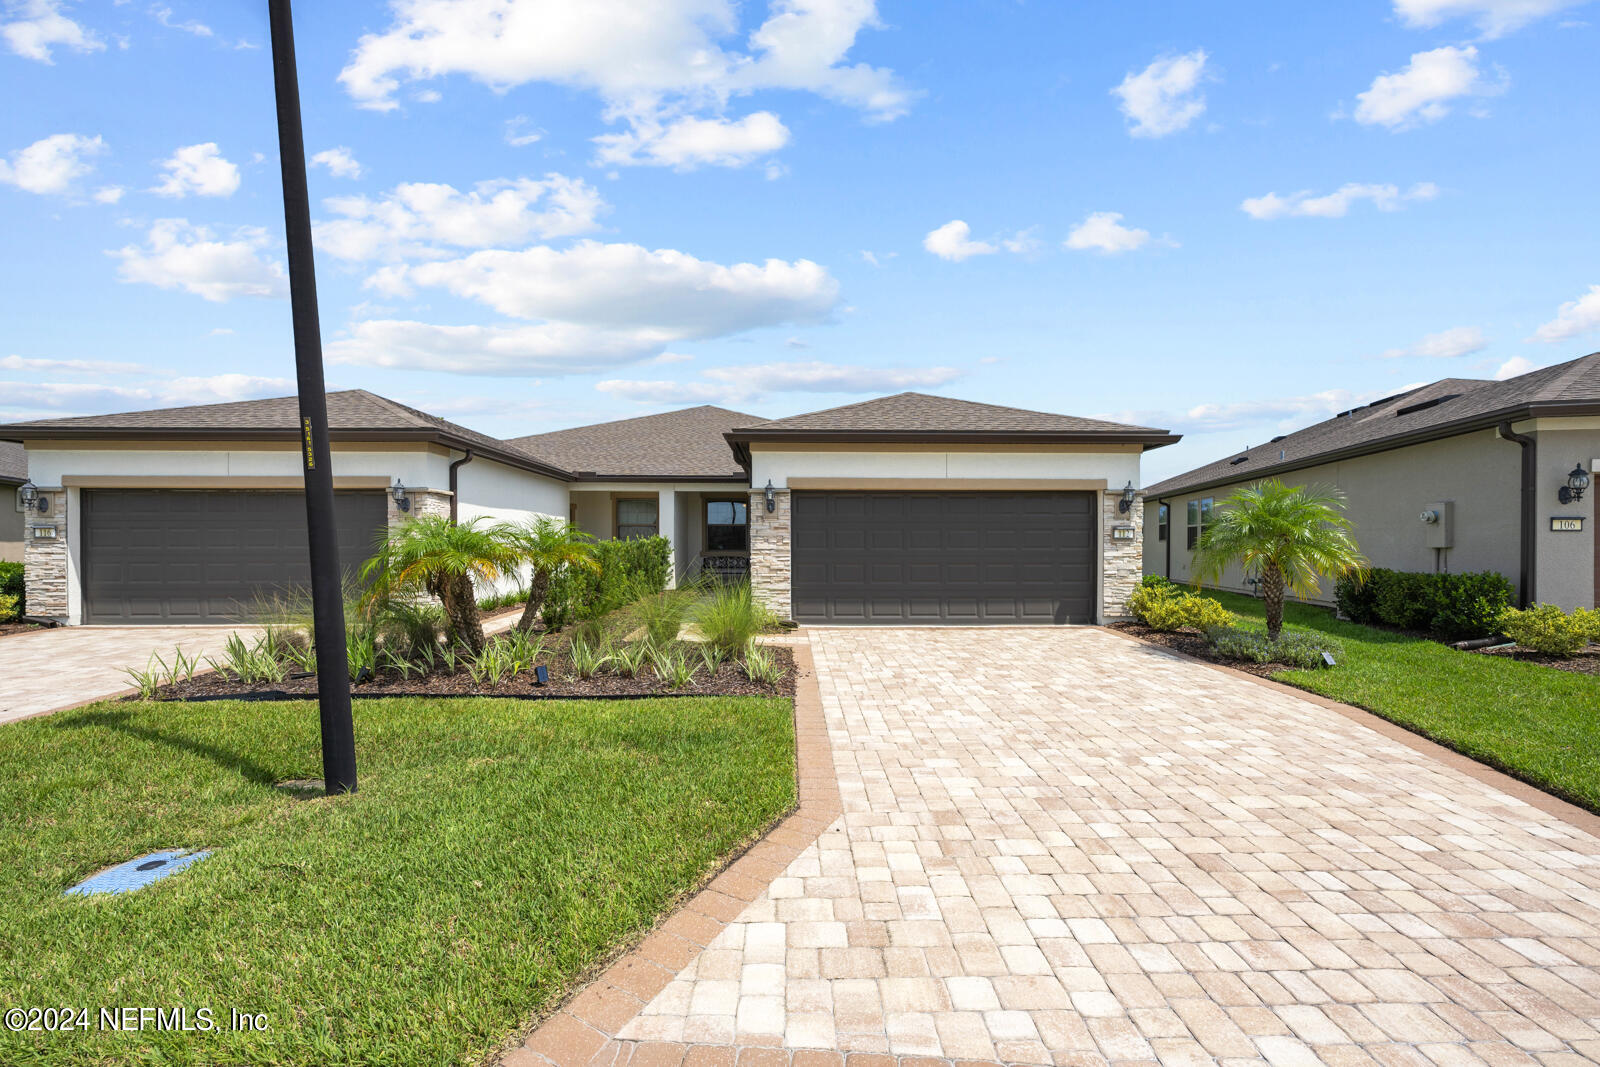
615,627,1600,1065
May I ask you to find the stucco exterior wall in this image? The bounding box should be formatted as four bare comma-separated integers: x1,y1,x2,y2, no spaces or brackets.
1144,424,1599,609
751,446,1141,489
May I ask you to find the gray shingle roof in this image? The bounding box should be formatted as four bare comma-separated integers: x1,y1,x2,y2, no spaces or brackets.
0,441,24,484
730,392,1174,438
0,389,571,480
510,406,759,480
1145,352,1600,498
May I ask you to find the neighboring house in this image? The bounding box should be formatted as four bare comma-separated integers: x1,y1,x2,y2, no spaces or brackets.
0,390,1177,627
1,441,25,563
1143,352,1600,611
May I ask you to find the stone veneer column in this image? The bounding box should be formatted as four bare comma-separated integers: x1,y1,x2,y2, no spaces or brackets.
388,489,453,529
748,488,791,617
1101,488,1144,620
23,488,68,620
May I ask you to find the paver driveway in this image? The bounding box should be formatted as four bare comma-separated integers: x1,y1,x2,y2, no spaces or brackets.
619,627,1600,1065
0,625,260,723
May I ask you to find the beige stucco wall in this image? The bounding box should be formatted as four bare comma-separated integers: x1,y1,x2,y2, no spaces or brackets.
1145,423,1599,609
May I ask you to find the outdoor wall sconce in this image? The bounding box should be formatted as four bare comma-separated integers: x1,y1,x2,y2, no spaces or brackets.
1118,481,1136,514
17,479,48,513
1558,463,1590,505
391,478,411,512
763,479,776,513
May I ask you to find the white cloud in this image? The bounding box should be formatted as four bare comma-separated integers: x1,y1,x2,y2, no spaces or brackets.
310,146,363,179
0,373,292,412
1181,389,1385,433
152,142,241,198
93,184,123,203
1393,0,1586,37
1064,212,1151,254
593,111,790,169
0,353,147,375
1354,46,1503,129
923,220,996,262
1494,355,1536,379
2,0,102,62
315,174,606,262
1242,181,1439,219
327,319,672,376
0,132,105,195
1378,325,1487,359
110,219,288,302
597,359,962,404
337,0,911,170
1111,49,1208,138
150,4,212,37
504,116,543,146
1531,283,1600,342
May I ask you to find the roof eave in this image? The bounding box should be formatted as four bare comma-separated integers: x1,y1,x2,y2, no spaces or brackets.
1145,400,1600,499
0,425,576,482
568,472,750,484
725,429,1181,448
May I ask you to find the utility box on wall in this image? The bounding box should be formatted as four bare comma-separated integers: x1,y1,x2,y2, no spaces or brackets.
1420,500,1454,549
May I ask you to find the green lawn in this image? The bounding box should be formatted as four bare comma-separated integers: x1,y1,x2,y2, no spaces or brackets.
0,696,795,1066
1206,590,1600,813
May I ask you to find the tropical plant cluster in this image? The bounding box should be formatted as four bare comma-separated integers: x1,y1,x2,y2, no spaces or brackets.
0,560,23,621
1128,576,1234,632
1334,568,1514,640
542,537,672,630
1495,604,1600,657
1205,625,1343,670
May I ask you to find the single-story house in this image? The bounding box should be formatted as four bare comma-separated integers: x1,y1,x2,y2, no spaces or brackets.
1143,351,1600,611
0,390,1178,626
1,441,25,564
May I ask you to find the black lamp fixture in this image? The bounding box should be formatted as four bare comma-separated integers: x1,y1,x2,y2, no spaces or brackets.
17,479,46,513
391,477,411,513
763,479,776,513
1118,481,1136,514
1558,462,1590,505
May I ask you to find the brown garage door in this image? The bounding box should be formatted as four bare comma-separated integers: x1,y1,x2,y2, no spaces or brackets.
790,490,1096,624
82,489,387,624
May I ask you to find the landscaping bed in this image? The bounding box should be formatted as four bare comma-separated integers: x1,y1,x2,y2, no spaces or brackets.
1473,643,1600,677
143,642,797,700
0,694,796,1066
0,621,45,639
1110,620,1295,677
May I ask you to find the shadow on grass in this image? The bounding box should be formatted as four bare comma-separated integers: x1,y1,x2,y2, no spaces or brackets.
52,707,283,787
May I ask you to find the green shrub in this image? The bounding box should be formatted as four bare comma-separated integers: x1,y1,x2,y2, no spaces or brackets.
1207,625,1342,669
1129,582,1234,633
695,581,779,656
543,536,671,629
635,585,691,645
0,591,17,623
1335,567,1513,640
1497,604,1596,656
1139,574,1175,590
0,561,22,619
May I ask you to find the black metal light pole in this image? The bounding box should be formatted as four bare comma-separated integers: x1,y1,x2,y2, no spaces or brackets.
267,0,357,794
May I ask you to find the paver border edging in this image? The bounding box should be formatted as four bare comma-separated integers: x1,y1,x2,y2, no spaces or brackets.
502,637,842,1067
1100,624,1600,841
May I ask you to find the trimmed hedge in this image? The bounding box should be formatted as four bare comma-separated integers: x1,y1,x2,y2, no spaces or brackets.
1334,567,1512,640
543,536,671,630
0,561,22,621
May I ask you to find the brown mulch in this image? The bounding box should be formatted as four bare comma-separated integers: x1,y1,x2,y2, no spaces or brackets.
140,644,798,702
1472,644,1600,677
0,622,46,638
1108,620,1302,677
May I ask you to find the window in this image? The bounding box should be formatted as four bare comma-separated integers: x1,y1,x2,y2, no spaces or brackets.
1157,503,1169,542
616,497,658,541
1186,497,1212,550
705,499,749,552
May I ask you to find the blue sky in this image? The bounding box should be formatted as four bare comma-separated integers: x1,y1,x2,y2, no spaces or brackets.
3,0,1598,483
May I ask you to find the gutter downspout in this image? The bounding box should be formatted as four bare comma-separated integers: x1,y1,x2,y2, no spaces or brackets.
1160,497,1171,579
1497,422,1536,608
448,449,473,525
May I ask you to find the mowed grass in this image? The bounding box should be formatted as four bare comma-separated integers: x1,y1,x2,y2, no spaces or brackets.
1207,590,1600,813
0,696,795,1066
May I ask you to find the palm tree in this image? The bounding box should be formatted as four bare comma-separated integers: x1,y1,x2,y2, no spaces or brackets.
505,517,599,632
1191,479,1367,641
361,515,519,655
